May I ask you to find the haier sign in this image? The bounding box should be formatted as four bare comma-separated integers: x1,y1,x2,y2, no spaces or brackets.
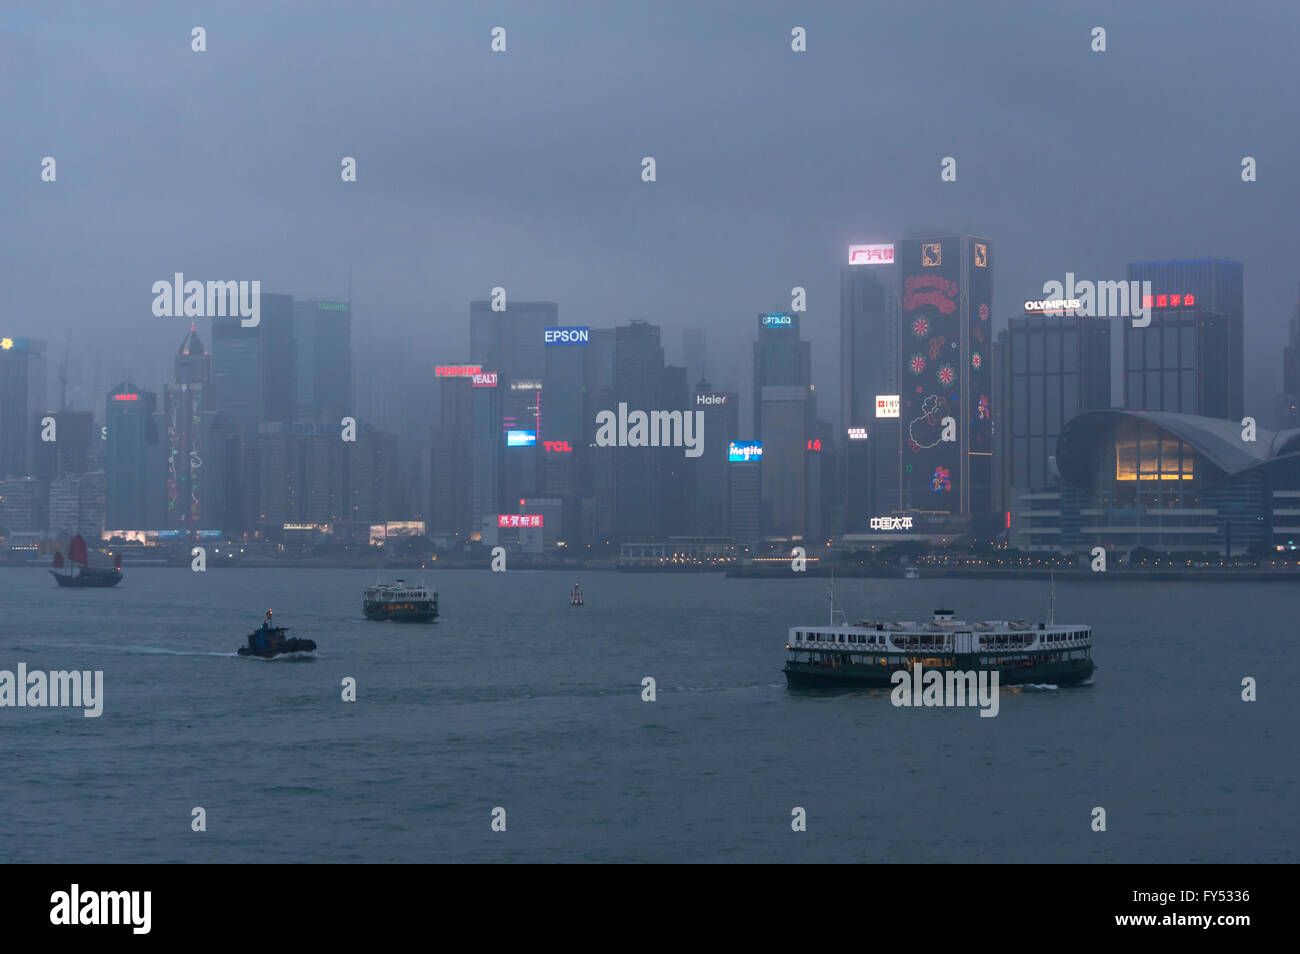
544,326,590,345
696,393,728,406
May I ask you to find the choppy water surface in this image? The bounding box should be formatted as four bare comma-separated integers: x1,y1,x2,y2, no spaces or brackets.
0,568,1292,862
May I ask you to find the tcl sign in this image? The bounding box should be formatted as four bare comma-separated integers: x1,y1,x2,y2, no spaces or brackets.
543,441,573,453
848,244,895,265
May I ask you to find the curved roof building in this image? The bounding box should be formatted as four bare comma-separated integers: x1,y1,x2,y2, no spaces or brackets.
1058,410,1300,495
1007,410,1300,554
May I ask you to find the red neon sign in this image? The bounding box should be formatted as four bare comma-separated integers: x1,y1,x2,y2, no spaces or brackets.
498,514,543,528
806,439,822,452
436,365,481,377
1141,294,1196,309
543,441,573,453
113,393,139,401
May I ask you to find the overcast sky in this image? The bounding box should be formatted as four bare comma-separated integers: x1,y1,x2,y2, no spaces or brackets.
4,0,1297,425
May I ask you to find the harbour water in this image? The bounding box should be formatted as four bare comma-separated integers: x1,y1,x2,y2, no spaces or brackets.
0,568,1293,863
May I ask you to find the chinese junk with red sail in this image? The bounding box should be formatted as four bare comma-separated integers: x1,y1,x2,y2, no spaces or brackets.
50,535,123,588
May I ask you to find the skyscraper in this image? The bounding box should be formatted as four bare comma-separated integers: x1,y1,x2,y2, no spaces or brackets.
897,234,994,519
612,320,665,542
692,381,738,538
682,329,707,395
1277,286,1300,429
760,384,813,538
752,312,811,440
294,300,353,426
469,300,558,533
841,245,900,527
211,292,296,442
105,383,163,530
1124,259,1244,421
163,327,211,528
999,311,1110,495
0,336,46,478
430,374,475,536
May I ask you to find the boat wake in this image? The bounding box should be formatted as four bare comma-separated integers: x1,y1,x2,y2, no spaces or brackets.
1021,683,1060,691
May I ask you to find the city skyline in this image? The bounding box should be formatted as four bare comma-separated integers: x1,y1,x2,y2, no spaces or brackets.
4,2,1298,429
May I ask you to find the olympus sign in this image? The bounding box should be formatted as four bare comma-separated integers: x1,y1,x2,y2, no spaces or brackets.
1024,298,1082,313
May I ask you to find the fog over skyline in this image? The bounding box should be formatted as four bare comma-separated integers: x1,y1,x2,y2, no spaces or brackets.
4,0,1298,426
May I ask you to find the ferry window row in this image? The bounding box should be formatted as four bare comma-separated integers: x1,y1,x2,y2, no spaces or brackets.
1045,631,1085,642
796,633,886,645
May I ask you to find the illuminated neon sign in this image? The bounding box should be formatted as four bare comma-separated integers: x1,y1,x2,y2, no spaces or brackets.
806,439,822,452
875,395,900,418
870,516,915,530
436,365,481,377
472,372,498,388
113,393,140,401
544,326,590,345
847,427,868,440
498,514,543,528
542,441,573,453
506,430,536,447
1024,298,1081,313
848,244,894,265
761,313,794,327
1140,294,1197,309
728,440,763,462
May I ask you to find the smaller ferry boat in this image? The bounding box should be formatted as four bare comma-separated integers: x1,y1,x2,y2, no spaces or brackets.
570,582,583,606
363,577,438,622
50,535,122,588
238,610,316,658
784,581,1094,688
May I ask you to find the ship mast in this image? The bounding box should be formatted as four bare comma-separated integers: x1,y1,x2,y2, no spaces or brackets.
1048,572,1057,626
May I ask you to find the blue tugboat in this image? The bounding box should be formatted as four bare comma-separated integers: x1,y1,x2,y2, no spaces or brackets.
238,610,317,658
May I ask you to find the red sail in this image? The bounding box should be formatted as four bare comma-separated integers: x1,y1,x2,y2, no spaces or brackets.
53,551,65,568
69,534,89,565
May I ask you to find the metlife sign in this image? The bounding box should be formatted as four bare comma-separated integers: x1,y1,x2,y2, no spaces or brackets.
544,326,590,345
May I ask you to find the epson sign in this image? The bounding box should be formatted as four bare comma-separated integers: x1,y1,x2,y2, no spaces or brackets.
762,314,793,327
544,326,590,345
